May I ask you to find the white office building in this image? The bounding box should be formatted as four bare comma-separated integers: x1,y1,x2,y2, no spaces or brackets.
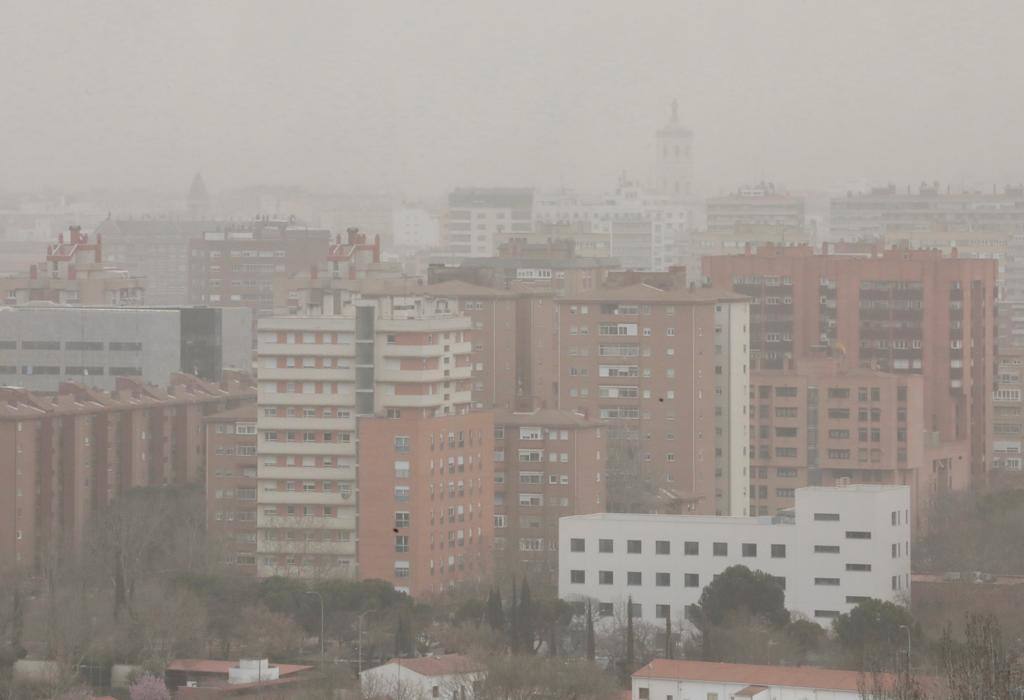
559,485,910,626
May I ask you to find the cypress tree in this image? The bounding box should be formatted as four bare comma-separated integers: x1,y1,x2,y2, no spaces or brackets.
585,601,596,661
519,576,534,653
665,615,674,660
625,596,635,681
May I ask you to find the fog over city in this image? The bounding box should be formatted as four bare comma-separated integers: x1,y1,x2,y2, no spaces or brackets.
3,0,1023,195
6,3,1024,699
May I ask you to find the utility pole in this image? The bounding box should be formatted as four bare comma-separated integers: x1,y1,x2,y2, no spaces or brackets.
357,608,377,676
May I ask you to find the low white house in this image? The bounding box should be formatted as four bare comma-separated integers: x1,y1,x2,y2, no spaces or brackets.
360,654,484,700
560,485,911,626
632,658,882,700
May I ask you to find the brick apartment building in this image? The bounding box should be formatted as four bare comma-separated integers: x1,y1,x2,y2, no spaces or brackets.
188,218,332,325
703,245,997,478
0,225,144,306
492,408,606,582
357,412,494,596
0,372,255,570
554,284,751,516
749,357,968,526
255,293,475,580
206,405,258,576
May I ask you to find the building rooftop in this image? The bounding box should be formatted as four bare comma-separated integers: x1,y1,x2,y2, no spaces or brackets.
448,188,533,209
205,404,258,422
493,407,603,428
633,659,890,694
560,282,748,304
379,654,483,677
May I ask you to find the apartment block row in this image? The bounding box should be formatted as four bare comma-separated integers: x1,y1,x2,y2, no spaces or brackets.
559,485,911,626
0,371,255,569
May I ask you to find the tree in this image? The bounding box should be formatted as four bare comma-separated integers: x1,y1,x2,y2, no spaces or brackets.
129,673,171,700
585,602,596,662
234,605,306,659
664,615,674,660
621,596,635,685
693,565,789,629
517,577,536,654
486,587,505,632
833,599,915,668
940,613,1023,698
477,655,618,700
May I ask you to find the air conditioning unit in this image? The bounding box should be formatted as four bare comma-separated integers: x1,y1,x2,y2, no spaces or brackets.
186,681,199,688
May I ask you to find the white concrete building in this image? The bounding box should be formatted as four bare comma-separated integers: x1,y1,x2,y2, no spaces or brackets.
445,188,533,257
559,485,910,626
360,655,484,700
632,659,886,700
392,206,441,251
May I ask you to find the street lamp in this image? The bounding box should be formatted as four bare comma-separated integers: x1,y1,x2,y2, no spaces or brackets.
305,590,325,664
899,624,912,671
357,608,378,676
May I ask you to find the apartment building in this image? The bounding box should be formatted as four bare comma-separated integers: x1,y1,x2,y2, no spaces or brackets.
0,372,255,569
830,183,1024,241
492,408,606,582
993,350,1024,471
255,293,474,579
358,412,493,596
444,188,533,257
0,305,252,392
554,284,750,516
706,184,806,237
188,219,332,323
749,357,968,526
0,226,144,306
206,405,259,576
703,245,997,478
559,485,911,626
94,218,221,305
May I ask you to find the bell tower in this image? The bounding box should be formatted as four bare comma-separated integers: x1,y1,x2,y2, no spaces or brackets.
654,99,693,197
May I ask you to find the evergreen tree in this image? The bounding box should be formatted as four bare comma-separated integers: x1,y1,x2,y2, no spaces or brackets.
623,595,635,684
585,601,596,662
486,586,505,632
665,615,674,660
509,578,519,650
519,576,535,653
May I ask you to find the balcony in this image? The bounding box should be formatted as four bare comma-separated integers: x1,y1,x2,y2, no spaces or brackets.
258,367,355,381
258,440,356,456
259,490,349,505
259,465,355,481
376,367,447,383
381,343,445,358
259,342,355,357
257,540,356,555
258,512,356,531
258,416,356,431
385,393,444,408
257,391,355,407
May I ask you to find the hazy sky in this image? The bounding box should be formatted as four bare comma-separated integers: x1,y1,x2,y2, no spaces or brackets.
2,0,1022,197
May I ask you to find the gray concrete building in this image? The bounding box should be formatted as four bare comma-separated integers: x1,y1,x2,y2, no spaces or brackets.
0,304,251,391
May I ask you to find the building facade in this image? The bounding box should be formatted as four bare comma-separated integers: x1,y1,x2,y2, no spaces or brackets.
0,226,145,306
0,305,252,392
492,408,607,582
445,188,534,257
0,372,255,569
255,293,474,579
749,357,968,526
554,284,750,516
358,412,494,596
559,485,911,626
703,245,997,479
205,405,259,576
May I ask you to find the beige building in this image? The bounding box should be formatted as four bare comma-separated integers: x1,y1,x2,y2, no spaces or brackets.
255,292,474,579
0,226,144,306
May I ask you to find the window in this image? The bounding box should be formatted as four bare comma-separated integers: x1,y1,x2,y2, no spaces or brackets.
394,512,410,528
846,563,872,571
815,545,840,553
599,570,614,585
570,538,585,552
655,540,670,555
846,531,871,539
639,689,649,700
771,544,786,558
627,571,642,586
394,486,410,502
570,570,585,584
815,578,841,586
814,513,840,521
599,539,614,553
394,460,410,478
684,573,699,587
713,542,727,556
684,541,699,555
656,604,671,619
815,610,840,619
656,572,671,586
394,436,410,452
627,539,642,554
742,543,757,557
395,535,409,553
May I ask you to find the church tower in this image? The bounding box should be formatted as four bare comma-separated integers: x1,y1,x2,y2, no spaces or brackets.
187,172,210,218
654,99,693,197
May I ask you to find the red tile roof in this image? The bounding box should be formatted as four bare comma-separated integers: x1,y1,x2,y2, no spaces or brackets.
382,654,482,677
633,659,884,693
